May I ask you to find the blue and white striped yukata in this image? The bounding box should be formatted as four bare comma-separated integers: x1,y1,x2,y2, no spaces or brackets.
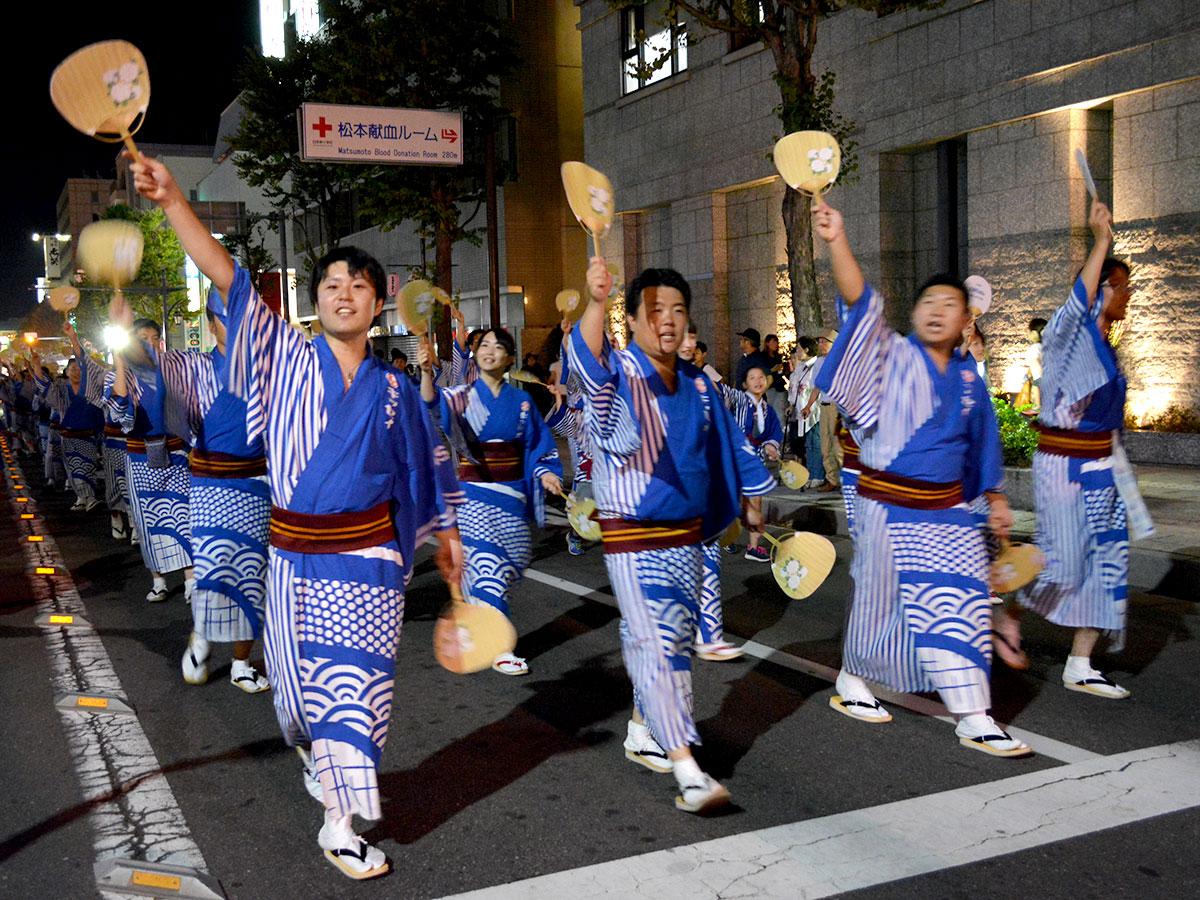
33,366,104,506
566,328,773,751
1019,275,1130,642
159,278,270,643
111,348,194,576
225,265,457,822
432,378,561,617
816,284,1004,715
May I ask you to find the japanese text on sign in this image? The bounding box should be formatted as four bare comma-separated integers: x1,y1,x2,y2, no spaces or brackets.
299,103,463,166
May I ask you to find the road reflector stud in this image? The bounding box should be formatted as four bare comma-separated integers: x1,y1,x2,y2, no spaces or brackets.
36,612,90,629
55,692,135,716
94,859,224,899
15,497,28,503
20,513,34,519
35,566,55,574
27,535,43,542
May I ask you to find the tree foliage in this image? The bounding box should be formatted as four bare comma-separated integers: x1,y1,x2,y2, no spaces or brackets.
232,0,519,325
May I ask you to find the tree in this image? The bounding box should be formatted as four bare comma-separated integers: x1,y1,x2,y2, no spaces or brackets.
620,0,940,335
233,0,519,351
232,38,362,273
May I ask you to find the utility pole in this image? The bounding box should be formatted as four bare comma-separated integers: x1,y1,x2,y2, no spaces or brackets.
485,124,501,330
278,208,291,322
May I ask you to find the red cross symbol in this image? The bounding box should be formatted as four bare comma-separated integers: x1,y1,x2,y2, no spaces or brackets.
312,116,333,138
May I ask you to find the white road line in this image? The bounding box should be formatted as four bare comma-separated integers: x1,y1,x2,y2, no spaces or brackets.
441,740,1200,899
523,568,1100,764
3,454,208,887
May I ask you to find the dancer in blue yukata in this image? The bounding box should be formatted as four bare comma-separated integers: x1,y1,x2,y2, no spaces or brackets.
812,198,1029,757
567,258,774,814
148,287,272,695
31,331,104,511
419,327,563,676
1008,199,1139,700
131,153,463,880
108,314,195,604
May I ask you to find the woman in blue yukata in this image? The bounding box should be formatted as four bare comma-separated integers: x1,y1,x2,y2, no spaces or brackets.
812,198,1031,758
419,328,564,676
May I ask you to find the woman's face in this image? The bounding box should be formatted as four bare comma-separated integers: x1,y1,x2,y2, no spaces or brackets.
477,332,514,376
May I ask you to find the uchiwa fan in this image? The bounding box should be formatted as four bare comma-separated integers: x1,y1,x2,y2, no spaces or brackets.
78,220,144,301
763,529,837,600
433,585,518,674
990,541,1045,594
562,162,614,257
47,286,81,314
398,279,450,335
51,40,149,159
778,460,810,491
964,275,993,319
773,131,841,210
556,289,584,323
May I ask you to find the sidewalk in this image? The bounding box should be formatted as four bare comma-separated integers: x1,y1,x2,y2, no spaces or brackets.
765,464,1200,602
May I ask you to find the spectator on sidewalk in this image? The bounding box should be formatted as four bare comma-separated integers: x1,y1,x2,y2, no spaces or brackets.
788,338,823,482
735,328,771,389
763,333,790,430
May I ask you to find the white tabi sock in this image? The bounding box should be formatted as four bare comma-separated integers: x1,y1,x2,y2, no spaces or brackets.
151,575,167,593
672,756,704,792
1064,655,1096,681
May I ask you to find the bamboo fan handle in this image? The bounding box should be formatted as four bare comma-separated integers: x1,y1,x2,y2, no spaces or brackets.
122,133,141,162
591,230,602,259
760,529,782,549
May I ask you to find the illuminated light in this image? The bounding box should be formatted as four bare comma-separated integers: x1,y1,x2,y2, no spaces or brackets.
16,497,29,503
27,535,43,542
31,231,40,243
48,614,74,625
23,332,37,344
131,871,182,892
76,696,109,709
55,233,70,242
20,513,34,519
35,567,55,574
103,325,131,351
260,0,286,57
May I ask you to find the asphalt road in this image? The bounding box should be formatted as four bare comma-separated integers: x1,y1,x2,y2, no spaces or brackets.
2,455,1198,899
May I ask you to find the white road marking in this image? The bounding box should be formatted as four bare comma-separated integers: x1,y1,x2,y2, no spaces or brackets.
523,568,1100,764
4,452,208,891
442,740,1200,899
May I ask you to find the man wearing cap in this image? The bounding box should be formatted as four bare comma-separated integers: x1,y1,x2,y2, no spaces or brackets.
815,329,843,492
734,327,771,390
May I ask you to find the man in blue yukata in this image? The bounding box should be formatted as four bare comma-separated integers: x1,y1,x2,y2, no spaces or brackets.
812,198,1031,758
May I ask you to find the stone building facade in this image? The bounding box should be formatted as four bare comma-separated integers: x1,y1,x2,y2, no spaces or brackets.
578,0,1200,421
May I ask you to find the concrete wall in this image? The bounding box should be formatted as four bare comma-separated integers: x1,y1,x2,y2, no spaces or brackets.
578,0,1200,415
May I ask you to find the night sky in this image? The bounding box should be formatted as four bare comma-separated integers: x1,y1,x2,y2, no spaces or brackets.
1,2,260,323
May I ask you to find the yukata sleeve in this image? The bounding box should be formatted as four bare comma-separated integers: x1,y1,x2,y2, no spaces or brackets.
158,350,207,440
525,405,563,481
564,325,640,456
399,379,459,537
813,284,903,430
761,405,784,455
450,341,468,386
1038,275,1118,420
963,379,1005,501
429,383,471,457
225,261,302,446
80,356,111,410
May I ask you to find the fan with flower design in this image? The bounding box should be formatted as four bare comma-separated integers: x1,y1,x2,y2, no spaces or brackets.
51,41,150,160
565,493,602,542
762,529,836,600
990,541,1045,594
773,131,842,210
562,162,615,258
398,278,450,335
433,584,517,674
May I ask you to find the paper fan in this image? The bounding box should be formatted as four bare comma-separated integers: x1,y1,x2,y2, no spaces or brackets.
398,279,440,333
990,542,1045,594
773,131,841,199
964,275,993,317
48,286,81,313
434,592,517,674
51,41,149,156
556,289,584,322
779,460,810,490
765,531,836,600
78,220,144,288
562,162,615,257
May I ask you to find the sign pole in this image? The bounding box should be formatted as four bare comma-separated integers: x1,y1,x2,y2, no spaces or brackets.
485,124,501,330
278,208,291,323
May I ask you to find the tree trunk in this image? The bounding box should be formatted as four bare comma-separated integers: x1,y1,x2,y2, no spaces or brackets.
782,188,823,336
434,216,455,361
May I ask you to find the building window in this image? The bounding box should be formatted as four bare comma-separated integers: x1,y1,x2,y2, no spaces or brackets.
620,3,687,95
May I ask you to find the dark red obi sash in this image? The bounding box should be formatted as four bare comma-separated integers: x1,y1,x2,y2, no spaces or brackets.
1034,423,1112,459
838,426,860,471
103,424,125,439
189,448,267,479
457,440,524,483
59,428,97,439
125,435,186,454
598,517,703,554
857,465,964,510
269,501,394,554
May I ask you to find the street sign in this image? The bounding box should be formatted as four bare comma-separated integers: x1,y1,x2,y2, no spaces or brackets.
298,102,463,166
